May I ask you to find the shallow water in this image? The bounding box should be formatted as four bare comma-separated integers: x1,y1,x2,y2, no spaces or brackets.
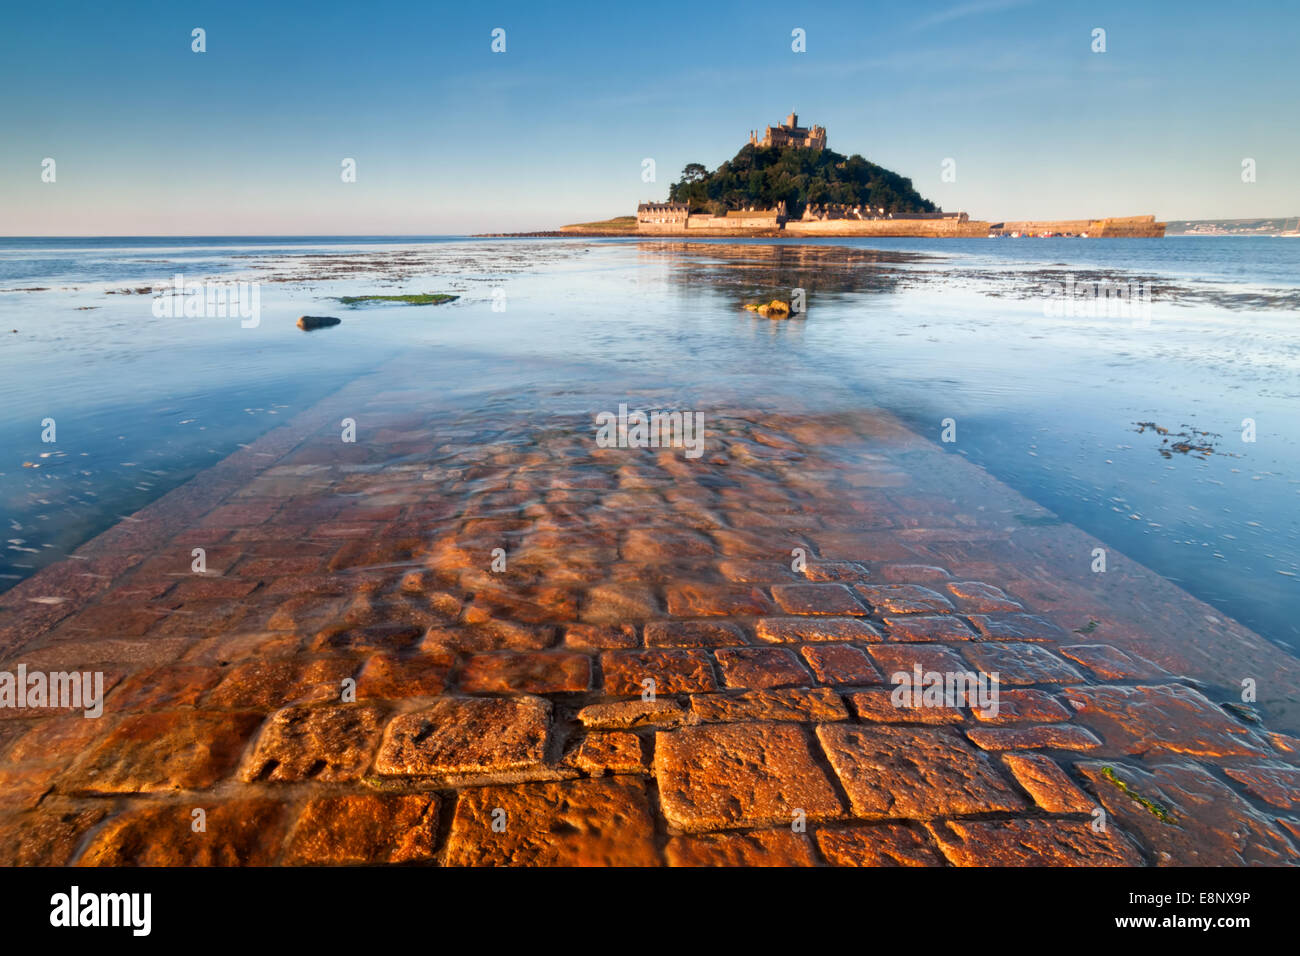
0,235,1296,651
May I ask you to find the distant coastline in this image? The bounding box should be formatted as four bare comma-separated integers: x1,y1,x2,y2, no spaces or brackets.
1165,216,1300,237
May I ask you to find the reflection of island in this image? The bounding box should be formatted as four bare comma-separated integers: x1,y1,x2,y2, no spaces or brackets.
562,113,1165,238
636,240,923,299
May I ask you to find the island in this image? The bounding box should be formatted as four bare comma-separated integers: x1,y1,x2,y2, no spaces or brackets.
561,113,1165,238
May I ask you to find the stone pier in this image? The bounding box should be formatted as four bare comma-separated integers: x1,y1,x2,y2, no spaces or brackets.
0,362,1295,866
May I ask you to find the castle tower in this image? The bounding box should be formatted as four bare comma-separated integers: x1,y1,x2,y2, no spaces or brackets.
753,113,825,150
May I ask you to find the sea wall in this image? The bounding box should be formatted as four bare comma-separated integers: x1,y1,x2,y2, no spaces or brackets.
1091,216,1167,237
635,220,691,233
784,218,990,237
627,214,1164,238
686,214,781,231
993,215,1166,237
636,214,987,237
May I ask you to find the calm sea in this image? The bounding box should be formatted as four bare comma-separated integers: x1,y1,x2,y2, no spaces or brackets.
1,235,1297,651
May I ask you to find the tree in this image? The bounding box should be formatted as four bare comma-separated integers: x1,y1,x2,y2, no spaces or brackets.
667,141,937,219
680,163,709,184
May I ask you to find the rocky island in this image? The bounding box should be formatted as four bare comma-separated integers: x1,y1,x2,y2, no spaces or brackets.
561,113,1165,239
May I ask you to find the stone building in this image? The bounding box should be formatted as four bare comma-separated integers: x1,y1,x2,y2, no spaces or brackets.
802,203,872,221
749,112,827,150
636,201,786,234
636,202,689,228
802,204,966,222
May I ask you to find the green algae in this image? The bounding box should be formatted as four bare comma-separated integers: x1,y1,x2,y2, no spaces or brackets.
335,293,459,307
1100,766,1176,824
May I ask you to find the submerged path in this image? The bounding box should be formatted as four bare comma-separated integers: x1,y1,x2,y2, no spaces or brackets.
1,357,1298,866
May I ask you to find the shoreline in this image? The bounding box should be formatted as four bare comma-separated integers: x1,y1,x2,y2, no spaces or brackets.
538,214,1166,239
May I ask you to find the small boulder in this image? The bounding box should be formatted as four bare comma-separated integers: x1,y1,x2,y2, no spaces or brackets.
297,315,341,330
746,299,792,318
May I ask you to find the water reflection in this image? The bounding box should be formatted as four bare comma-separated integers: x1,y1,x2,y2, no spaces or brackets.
1,236,1297,653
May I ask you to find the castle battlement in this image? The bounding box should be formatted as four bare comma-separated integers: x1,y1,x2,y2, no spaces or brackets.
749,112,826,151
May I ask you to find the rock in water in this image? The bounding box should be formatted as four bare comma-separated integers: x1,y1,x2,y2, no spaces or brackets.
297,315,341,330
744,299,793,318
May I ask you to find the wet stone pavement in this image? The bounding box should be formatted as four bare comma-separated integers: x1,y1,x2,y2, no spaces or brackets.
2,363,1299,867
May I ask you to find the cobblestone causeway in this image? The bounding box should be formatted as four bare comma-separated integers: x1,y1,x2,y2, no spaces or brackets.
2,360,1298,866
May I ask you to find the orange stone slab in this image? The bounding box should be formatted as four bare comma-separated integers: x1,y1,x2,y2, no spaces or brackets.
756,617,882,644
846,689,966,725
64,711,262,794
644,620,747,648
77,799,290,866
943,581,1024,612
374,695,551,777
1059,644,1170,681
816,724,1026,819
880,614,977,642
1001,753,1096,813
577,698,692,729
801,561,869,583
283,794,440,865
1078,761,1300,866
854,584,953,614
815,823,946,867
1223,764,1300,810
240,704,387,783
565,731,648,775
800,644,883,685
960,642,1084,686
1067,684,1270,758
689,687,848,724
205,657,359,710
0,803,108,866
715,647,812,689
444,778,660,866
600,649,718,695
770,583,868,616
971,689,1072,725
965,724,1102,752
666,828,817,866
459,651,591,694
655,722,844,832
927,818,1142,866
965,614,1067,642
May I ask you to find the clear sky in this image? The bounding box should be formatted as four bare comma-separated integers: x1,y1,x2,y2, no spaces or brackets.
2,0,1297,234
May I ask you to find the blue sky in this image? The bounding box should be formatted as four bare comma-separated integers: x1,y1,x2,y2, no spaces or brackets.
2,0,1297,234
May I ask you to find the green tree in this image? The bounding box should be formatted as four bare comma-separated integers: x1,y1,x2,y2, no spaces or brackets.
668,141,938,219
680,163,709,183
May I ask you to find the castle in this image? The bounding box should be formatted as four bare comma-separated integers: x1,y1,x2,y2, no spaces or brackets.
749,112,826,151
